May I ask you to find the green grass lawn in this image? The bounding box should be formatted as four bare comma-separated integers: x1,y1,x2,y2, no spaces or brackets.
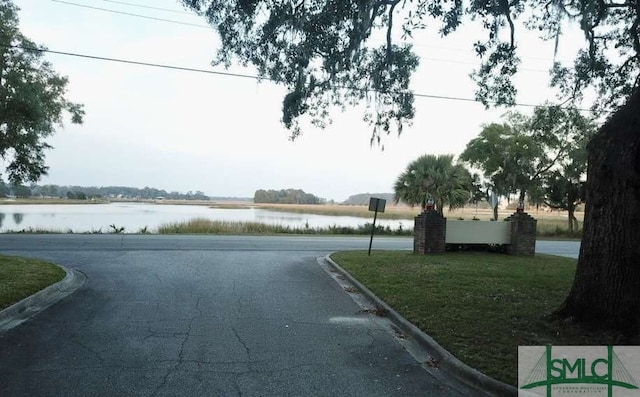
0,255,65,310
330,251,623,386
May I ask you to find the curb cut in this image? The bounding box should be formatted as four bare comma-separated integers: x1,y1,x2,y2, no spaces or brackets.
322,254,518,397
0,265,86,332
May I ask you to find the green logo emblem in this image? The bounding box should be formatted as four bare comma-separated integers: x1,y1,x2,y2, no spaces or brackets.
520,346,639,397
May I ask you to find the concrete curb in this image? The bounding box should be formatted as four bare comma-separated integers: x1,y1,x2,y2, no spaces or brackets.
0,265,86,332
323,254,518,397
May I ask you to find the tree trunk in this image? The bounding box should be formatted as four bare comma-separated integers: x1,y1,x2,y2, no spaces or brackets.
519,190,526,203
567,206,576,234
493,205,499,221
554,89,640,335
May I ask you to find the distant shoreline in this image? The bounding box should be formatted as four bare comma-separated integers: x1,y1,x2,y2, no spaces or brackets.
0,198,109,205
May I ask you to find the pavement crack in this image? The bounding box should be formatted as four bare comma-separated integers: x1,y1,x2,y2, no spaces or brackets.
70,339,105,363
196,296,203,318
177,322,192,363
149,314,196,397
232,327,251,360
143,328,188,341
149,368,172,397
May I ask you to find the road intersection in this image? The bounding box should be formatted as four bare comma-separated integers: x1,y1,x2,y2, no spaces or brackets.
0,235,579,396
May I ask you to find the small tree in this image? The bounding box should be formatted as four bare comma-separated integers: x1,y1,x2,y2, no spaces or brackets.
394,154,472,214
544,172,583,233
468,173,486,214
542,128,593,233
461,121,538,203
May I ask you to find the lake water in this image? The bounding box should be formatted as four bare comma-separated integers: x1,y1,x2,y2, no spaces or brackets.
0,203,412,233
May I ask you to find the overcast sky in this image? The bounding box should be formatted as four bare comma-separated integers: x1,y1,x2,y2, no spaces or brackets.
12,0,589,202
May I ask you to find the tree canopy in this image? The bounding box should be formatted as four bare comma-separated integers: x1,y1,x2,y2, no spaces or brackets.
393,154,472,214
461,120,541,201
0,0,83,184
184,0,421,143
462,106,595,230
461,105,596,203
253,188,321,204
182,0,640,139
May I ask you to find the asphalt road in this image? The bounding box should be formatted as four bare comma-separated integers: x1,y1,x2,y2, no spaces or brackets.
0,234,580,257
0,235,579,396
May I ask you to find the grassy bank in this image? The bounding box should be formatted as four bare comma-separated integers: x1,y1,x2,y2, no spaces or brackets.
0,255,65,310
251,204,582,237
330,251,621,386
536,219,583,238
156,217,579,238
157,218,411,235
253,203,418,220
6,219,580,238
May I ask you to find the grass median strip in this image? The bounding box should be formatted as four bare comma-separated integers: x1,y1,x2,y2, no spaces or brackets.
0,255,65,311
330,251,622,386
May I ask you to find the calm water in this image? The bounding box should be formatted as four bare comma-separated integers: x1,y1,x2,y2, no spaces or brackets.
0,203,411,233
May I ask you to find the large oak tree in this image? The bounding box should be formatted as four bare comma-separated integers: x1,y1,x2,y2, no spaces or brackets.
182,0,640,334
0,0,83,185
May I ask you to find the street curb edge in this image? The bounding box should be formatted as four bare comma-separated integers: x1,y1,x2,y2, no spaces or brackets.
322,254,518,397
0,265,86,332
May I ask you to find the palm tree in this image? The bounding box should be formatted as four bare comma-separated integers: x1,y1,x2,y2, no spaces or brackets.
393,154,472,215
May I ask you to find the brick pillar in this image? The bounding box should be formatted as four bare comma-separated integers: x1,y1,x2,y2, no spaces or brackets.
506,212,537,255
414,210,446,254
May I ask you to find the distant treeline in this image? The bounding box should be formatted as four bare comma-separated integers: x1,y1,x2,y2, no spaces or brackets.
1,183,210,201
254,189,322,204
341,193,396,205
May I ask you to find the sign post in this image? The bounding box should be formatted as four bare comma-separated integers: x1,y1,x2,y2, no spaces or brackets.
489,192,499,220
368,197,386,256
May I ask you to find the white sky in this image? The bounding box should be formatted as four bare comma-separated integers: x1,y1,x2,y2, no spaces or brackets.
12,0,589,202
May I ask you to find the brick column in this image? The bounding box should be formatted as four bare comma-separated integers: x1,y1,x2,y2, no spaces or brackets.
414,210,446,254
506,212,537,255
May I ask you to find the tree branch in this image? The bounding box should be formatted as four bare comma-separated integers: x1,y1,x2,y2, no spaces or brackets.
544,200,566,210
386,1,399,62
500,0,516,48
615,56,636,76
532,142,571,181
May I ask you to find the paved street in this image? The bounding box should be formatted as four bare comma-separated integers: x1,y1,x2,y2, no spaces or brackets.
0,234,580,257
0,235,465,397
0,235,579,396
